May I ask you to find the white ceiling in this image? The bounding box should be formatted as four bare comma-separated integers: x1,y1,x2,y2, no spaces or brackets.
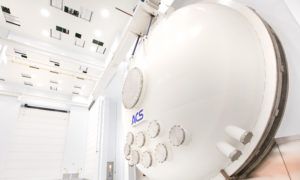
0,0,138,106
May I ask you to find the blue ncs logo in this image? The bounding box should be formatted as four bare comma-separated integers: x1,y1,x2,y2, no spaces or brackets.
132,109,144,125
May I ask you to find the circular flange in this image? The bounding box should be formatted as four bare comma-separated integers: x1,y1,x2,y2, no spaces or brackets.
147,121,160,138
136,132,146,148
141,151,153,168
126,132,134,145
155,143,168,163
129,150,140,165
122,67,144,109
124,144,131,158
169,125,186,146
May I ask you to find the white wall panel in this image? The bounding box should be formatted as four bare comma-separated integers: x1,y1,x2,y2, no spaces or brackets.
0,107,69,180
82,98,103,180
62,106,89,175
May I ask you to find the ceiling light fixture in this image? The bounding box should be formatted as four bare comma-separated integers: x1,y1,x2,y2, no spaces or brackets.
100,9,110,18
40,8,50,17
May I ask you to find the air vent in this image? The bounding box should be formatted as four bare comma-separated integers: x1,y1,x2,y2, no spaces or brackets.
1,6,10,14
72,92,79,95
14,49,27,58
49,60,60,67
50,70,59,74
24,82,33,86
56,26,69,34
74,85,81,89
64,6,79,17
92,39,104,46
50,80,58,84
50,29,61,40
50,0,63,9
76,77,84,80
50,86,58,91
75,33,81,39
79,66,88,74
80,7,93,22
29,66,40,70
1,6,20,26
21,73,31,79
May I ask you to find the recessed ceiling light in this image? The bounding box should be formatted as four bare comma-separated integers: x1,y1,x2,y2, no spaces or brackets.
40,8,50,17
100,9,110,18
42,30,49,37
94,30,102,38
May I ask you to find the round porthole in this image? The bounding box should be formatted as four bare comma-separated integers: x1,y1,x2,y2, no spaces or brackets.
147,121,160,138
169,125,186,146
155,143,168,163
126,132,134,145
129,150,140,165
124,144,131,158
122,67,144,109
136,132,146,148
141,151,152,168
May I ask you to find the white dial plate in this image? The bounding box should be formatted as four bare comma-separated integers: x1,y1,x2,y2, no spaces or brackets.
141,151,152,168
129,150,140,165
124,144,131,158
122,67,144,109
155,144,168,163
148,121,160,138
126,132,134,145
169,125,185,146
136,132,145,148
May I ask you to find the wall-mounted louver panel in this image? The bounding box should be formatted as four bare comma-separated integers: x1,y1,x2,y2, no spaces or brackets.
50,0,63,10
1,6,21,26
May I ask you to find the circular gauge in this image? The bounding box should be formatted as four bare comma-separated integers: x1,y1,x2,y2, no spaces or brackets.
126,132,134,145
147,121,160,138
129,150,140,165
122,67,144,109
169,125,186,146
155,143,168,163
141,151,152,168
124,144,131,158
136,132,146,148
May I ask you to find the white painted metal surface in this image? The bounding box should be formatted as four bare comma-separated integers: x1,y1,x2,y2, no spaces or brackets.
0,107,69,180
122,2,283,179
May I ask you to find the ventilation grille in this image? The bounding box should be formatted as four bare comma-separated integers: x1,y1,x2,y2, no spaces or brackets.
24,82,33,86
21,73,31,79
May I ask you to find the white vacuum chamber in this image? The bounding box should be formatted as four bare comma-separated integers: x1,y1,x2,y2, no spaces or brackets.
121,1,288,179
